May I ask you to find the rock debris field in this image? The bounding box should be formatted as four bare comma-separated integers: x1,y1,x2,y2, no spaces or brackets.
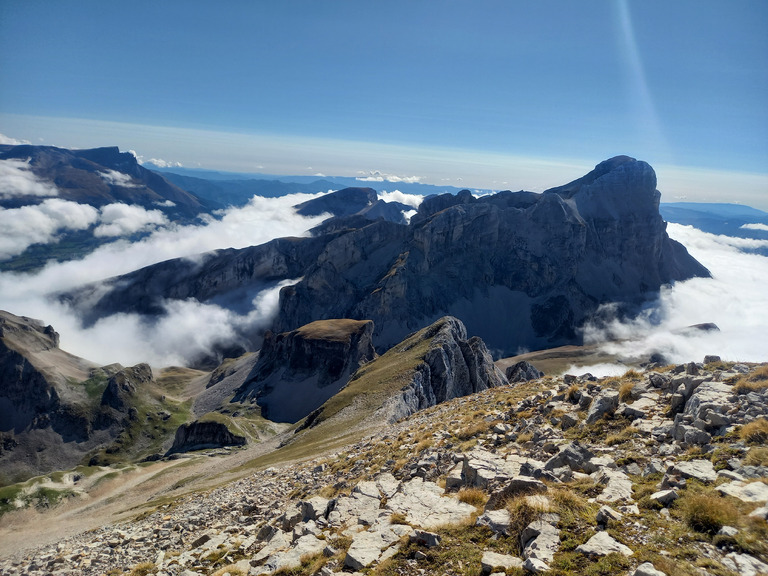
2,360,768,576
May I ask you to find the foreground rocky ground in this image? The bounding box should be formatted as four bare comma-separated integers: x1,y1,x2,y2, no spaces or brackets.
2,360,767,576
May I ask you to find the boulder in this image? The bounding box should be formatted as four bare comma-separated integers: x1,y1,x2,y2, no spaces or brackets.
670,460,717,483
575,531,633,557
544,442,597,473
521,519,560,563
386,478,476,529
505,361,544,383
585,390,619,424
481,551,523,574
633,562,667,576
475,509,512,535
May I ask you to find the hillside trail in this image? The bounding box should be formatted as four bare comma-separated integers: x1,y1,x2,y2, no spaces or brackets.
0,435,286,558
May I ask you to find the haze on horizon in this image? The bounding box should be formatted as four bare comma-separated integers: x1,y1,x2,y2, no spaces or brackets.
1,1,767,209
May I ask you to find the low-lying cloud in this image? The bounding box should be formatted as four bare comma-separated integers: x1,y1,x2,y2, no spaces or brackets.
741,223,768,232
0,158,60,199
0,133,31,145
0,192,331,366
583,223,768,364
357,170,421,184
0,199,99,259
94,203,169,237
98,169,140,188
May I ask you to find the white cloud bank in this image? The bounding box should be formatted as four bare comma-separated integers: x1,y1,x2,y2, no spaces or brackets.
0,192,330,366
98,169,140,188
94,203,169,237
0,199,99,259
0,158,60,199
357,170,422,184
741,223,768,232
0,133,31,145
584,223,768,364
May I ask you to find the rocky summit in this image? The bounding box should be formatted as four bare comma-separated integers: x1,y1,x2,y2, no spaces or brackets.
2,359,766,576
65,156,709,358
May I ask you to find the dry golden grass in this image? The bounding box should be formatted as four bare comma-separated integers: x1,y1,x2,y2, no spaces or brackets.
211,566,246,576
128,562,156,576
565,384,580,403
504,497,542,555
606,426,639,446
618,381,635,402
516,431,533,444
457,487,488,508
294,319,371,342
733,365,768,394
744,447,768,466
677,489,739,535
389,512,409,525
740,418,768,445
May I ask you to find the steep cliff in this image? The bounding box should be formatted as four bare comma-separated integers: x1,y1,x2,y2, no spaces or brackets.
0,311,115,482
234,319,376,422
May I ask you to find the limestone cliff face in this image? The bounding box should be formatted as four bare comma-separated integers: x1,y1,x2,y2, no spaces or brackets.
65,235,339,328
0,312,64,433
234,319,376,423
381,317,507,422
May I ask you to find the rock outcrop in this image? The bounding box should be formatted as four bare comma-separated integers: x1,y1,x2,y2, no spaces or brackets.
233,319,376,422
100,364,153,411
65,156,709,359
384,317,508,421
275,156,709,354
166,420,246,455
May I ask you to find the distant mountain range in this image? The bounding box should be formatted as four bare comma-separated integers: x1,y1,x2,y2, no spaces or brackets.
659,202,768,255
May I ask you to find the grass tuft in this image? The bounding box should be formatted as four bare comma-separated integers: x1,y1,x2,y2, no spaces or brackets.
733,365,768,394
457,487,488,508
128,562,156,576
739,418,768,445
677,489,739,535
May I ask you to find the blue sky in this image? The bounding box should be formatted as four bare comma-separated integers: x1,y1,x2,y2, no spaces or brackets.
1,0,767,207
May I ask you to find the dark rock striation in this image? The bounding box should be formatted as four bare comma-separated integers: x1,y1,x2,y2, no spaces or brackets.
234,319,376,423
